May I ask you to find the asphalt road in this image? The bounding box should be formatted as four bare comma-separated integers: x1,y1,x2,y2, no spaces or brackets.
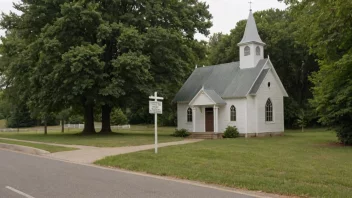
0,149,258,198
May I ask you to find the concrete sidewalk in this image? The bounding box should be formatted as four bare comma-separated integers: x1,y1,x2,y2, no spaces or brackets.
46,139,202,163
0,137,202,164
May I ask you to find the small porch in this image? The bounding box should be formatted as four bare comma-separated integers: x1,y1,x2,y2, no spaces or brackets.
188,88,226,137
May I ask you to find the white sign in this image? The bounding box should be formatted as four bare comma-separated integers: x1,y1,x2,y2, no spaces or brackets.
149,101,162,114
149,92,164,154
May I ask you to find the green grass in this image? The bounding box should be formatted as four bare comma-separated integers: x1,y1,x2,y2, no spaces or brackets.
0,125,182,147
0,139,77,153
95,129,352,198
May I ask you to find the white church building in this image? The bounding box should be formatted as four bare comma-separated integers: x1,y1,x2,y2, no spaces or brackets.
173,10,288,138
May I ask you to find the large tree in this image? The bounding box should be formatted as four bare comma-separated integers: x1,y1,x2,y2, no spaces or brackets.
287,0,352,144
1,0,212,134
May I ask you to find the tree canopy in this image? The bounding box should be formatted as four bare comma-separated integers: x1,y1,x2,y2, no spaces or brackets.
0,0,212,134
287,0,352,144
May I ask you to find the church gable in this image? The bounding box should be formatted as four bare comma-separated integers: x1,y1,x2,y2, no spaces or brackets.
189,89,226,106
248,59,288,97
256,67,287,97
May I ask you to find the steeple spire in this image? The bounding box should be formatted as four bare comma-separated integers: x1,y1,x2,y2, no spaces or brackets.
238,10,265,46
238,10,265,69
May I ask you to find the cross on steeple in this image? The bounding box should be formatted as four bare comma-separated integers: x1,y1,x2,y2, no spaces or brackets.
249,1,253,11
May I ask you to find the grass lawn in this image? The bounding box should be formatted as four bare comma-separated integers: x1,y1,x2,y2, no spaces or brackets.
0,125,182,147
0,139,77,153
95,129,352,198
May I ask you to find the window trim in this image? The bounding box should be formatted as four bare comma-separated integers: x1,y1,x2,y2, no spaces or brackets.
244,46,250,56
230,105,236,122
265,98,274,122
187,108,193,123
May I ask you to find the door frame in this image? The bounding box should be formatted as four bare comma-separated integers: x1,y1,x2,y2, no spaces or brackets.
205,107,214,132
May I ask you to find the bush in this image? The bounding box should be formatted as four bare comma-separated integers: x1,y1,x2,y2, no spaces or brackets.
336,125,352,145
172,129,191,137
111,108,128,125
223,126,240,138
6,106,36,128
68,115,84,124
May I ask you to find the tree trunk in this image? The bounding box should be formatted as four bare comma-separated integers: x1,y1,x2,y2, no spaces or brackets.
61,119,65,133
44,118,47,135
82,103,96,134
100,105,112,134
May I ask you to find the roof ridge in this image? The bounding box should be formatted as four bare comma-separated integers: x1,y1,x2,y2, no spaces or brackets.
196,61,239,70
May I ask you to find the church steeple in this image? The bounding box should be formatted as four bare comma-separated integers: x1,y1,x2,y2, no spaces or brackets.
238,10,265,69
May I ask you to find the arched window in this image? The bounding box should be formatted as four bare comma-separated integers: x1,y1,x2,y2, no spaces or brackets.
230,105,236,121
265,99,273,122
187,108,193,122
244,46,250,56
256,46,261,55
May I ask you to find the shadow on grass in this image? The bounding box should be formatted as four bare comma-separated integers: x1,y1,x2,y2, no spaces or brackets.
71,131,174,137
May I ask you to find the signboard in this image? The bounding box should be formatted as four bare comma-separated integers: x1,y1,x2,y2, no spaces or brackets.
149,92,164,154
149,101,162,114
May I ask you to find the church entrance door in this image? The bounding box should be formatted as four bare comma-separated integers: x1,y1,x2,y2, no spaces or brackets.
205,108,214,132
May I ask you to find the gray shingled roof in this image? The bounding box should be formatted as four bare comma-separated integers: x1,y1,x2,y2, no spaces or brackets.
203,89,226,105
249,69,269,94
238,11,265,45
173,59,268,103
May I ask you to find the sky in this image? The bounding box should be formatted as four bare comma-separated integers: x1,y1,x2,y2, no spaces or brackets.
0,0,286,41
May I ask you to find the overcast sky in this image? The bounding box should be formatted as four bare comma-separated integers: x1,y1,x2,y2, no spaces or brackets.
0,0,286,40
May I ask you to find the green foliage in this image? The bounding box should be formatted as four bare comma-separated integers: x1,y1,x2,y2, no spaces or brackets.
336,126,352,145
6,104,36,128
110,108,128,125
56,108,72,121
289,0,352,144
0,0,212,132
68,115,84,124
172,129,190,137
296,109,308,132
223,126,239,138
0,92,11,120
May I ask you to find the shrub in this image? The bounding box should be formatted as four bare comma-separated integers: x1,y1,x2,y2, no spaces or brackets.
172,129,190,137
6,106,36,128
68,115,84,124
223,126,239,138
111,108,128,125
336,125,352,145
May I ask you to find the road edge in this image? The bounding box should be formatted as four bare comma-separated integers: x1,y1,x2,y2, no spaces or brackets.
0,143,50,155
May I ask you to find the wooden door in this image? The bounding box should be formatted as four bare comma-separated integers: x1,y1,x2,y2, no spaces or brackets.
205,108,214,132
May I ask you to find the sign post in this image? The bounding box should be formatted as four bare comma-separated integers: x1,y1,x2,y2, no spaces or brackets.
149,92,163,154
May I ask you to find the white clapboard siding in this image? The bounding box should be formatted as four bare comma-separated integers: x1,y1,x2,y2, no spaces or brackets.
218,98,247,134
255,70,285,133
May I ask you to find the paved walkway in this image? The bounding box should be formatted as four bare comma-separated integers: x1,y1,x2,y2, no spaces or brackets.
47,139,202,163
0,137,202,164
